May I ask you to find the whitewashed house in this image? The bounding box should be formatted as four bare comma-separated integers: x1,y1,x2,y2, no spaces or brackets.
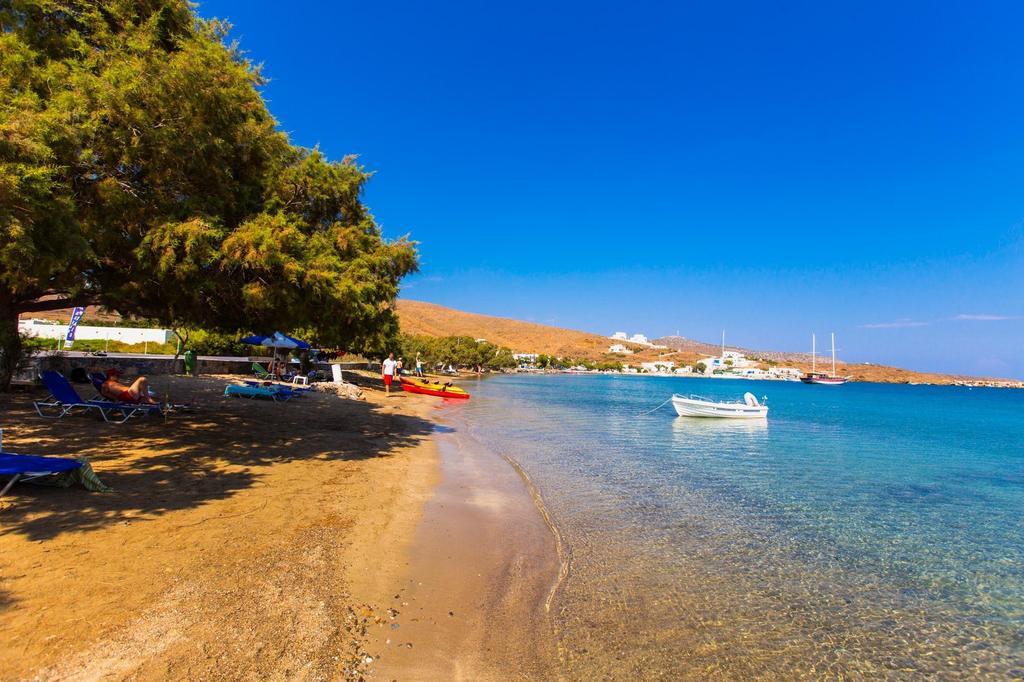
513,352,539,368
608,344,633,355
640,361,675,374
769,366,803,379
610,332,628,341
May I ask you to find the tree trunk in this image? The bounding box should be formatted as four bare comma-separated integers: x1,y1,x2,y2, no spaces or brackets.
0,301,23,392
171,328,189,374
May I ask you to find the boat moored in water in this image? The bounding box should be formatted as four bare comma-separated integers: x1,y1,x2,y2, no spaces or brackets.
800,372,848,385
671,392,768,419
801,332,850,385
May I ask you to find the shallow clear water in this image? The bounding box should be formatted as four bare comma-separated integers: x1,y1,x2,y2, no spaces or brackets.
445,375,1024,678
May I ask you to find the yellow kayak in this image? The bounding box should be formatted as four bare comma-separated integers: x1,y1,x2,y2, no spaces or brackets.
399,376,470,399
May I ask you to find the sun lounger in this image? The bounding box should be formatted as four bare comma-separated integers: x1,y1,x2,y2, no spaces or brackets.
0,429,83,497
242,380,312,395
34,371,162,423
224,384,293,401
252,362,278,380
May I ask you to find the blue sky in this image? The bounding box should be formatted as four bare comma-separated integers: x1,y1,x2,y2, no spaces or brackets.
198,1,1024,378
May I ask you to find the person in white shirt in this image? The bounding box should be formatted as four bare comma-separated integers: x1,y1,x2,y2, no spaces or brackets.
381,353,398,395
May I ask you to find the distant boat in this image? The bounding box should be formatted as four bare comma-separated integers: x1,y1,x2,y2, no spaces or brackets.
672,392,768,419
801,332,849,385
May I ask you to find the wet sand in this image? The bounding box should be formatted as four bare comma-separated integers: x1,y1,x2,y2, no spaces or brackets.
361,419,562,680
0,373,558,680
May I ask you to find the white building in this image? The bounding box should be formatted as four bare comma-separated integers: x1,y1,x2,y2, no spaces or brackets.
640,361,675,374
769,366,803,379
608,344,633,355
610,332,628,341
699,350,754,373
629,333,649,345
18,319,172,345
512,352,539,368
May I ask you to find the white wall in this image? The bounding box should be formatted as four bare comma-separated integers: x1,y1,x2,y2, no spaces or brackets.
18,319,172,344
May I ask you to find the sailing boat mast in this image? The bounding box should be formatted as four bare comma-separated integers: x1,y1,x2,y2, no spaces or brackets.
721,329,725,358
811,333,816,373
831,332,836,378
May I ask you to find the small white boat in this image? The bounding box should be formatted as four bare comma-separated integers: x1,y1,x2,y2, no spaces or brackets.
672,392,768,419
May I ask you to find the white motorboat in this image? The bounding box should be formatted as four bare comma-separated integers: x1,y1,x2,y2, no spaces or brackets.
671,392,768,419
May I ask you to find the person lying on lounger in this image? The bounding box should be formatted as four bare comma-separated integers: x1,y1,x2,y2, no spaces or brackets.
101,368,158,404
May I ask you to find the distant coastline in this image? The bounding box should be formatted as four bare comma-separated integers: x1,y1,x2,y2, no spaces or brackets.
395,300,1024,388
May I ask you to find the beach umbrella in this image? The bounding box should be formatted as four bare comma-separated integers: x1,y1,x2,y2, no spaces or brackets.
239,332,311,371
239,332,311,350
239,334,271,346
270,332,311,350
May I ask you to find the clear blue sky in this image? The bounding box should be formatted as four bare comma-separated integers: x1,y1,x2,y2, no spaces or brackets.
199,1,1024,378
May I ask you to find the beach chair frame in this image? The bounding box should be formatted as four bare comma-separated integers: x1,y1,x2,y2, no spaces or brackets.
0,429,84,497
34,371,159,424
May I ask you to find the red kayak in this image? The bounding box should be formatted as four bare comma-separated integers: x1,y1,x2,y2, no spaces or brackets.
399,376,470,399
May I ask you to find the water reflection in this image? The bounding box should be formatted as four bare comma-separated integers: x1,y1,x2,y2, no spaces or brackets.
458,375,1024,678
671,415,769,444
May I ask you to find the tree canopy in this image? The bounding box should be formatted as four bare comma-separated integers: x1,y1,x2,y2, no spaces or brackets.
0,0,417,385
397,334,518,371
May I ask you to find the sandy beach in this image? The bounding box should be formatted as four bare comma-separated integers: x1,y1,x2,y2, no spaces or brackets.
0,372,557,680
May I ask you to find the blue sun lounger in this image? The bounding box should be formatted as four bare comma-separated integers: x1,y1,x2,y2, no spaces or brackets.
0,429,83,497
34,371,162,423
242,380,311,395
224,384,293,401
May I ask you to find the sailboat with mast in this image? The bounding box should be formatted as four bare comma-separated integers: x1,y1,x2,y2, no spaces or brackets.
800,332,849,385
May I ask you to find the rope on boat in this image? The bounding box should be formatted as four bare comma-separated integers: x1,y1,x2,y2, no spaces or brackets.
638,396,674,416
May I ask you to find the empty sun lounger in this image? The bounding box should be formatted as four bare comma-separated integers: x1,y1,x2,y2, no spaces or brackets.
224,384,293,401
0,429,83,497
0,453,83,497
242,380,312,395
34,371,162,423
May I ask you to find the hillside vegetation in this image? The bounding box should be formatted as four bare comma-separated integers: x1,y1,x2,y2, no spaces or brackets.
398,300,1016,385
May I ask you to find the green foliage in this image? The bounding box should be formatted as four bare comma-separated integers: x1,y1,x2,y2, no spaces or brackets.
396,334,518,371
0,1,417,387
695,361,708,373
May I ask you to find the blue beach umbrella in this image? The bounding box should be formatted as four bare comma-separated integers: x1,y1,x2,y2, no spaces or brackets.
240,332,311,369
239,332,311,350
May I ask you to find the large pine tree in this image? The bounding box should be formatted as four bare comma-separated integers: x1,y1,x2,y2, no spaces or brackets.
0,0,417,387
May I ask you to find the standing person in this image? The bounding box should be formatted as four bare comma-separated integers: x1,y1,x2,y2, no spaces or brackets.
396,357,404,376
381,353,398,395
415,352,423,377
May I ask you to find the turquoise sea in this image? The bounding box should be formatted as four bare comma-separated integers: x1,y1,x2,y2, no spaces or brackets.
443,374,1024,678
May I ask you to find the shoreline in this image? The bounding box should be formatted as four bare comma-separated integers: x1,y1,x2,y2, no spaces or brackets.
364,405,563,680
0,372,562,680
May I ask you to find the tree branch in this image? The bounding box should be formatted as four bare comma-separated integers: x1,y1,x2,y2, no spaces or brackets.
16,295,97,314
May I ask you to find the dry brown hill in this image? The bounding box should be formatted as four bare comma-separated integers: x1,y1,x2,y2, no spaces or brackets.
399,300,1020,385
396,299,645,358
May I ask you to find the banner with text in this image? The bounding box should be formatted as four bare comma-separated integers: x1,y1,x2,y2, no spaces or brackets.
64,306,86,346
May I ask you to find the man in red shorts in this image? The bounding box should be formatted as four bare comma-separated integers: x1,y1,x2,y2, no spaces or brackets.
381,352,398,395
